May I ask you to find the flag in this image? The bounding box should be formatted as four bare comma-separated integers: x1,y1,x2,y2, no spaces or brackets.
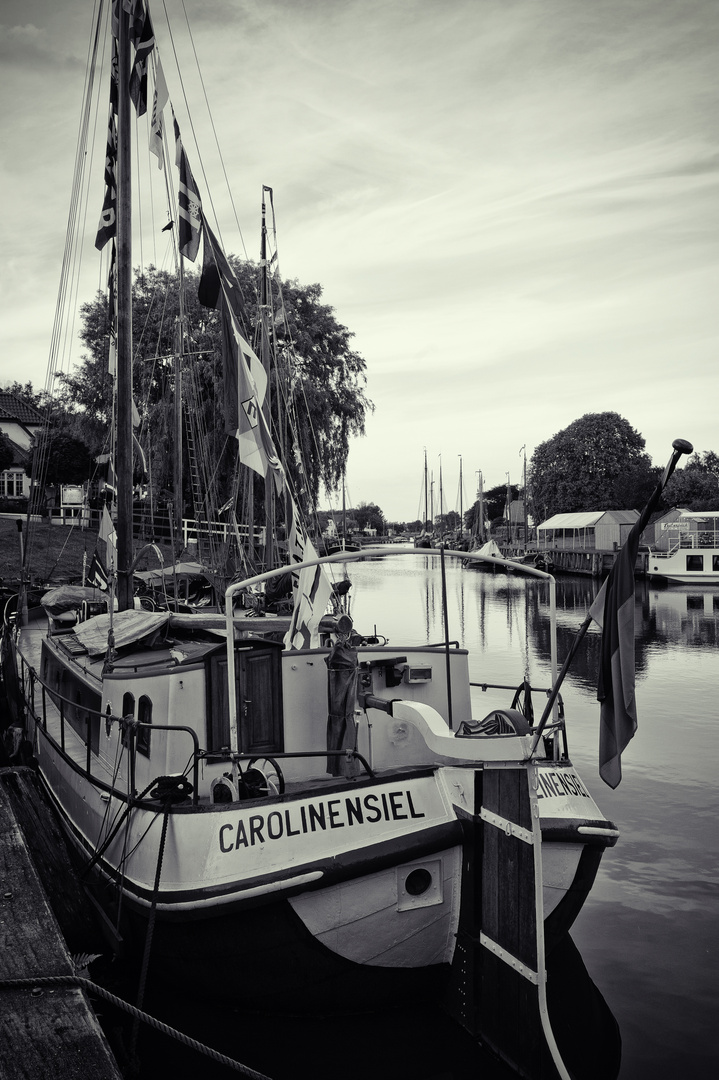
173,113,202,261
283,491,333,650
88,551,108,591
148,56,169,166
95,42,118,251
129,6,155,116
588,463,680,787
198,220,264,440
99,506,117,569
107,241,117,375
198,221,246,320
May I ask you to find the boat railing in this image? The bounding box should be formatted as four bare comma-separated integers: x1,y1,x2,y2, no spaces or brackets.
18,657,200,805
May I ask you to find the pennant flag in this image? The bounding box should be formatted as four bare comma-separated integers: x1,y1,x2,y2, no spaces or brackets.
198,221,246,319
88,551,108,591
588,444,691,786
173,112,202,261
99,506,117,569
95,42,119,251
129,5,155,116
106,241,118,375
148,56,169,166
199,220,260,437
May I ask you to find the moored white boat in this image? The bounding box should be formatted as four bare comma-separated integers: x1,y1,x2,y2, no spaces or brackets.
5,543,619,1013
646,511,719,584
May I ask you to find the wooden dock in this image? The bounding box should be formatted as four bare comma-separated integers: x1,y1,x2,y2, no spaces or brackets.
0,768,123,1080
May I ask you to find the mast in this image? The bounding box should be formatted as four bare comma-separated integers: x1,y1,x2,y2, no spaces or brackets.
423,447,428,531
521,444,528,547
259,188,276,570
458,454,463,540
115,2,133,611
477,469,484,542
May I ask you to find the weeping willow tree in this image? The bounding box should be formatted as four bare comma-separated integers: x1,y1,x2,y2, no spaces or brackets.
57,260,372,522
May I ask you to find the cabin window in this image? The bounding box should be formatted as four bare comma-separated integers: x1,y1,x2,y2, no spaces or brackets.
137,695,152,757
121,692,135,747
686,555,703,572
713,556,719,572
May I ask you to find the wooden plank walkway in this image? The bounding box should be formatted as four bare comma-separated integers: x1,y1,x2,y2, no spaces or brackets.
0,769,122,1080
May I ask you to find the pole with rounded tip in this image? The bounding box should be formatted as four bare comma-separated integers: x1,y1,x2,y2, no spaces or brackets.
528,438,693,756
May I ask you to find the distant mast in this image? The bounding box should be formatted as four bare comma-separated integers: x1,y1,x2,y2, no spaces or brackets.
115,2,133,612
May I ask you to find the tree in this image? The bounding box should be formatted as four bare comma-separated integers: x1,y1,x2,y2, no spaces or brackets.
662,452,719,511
355,502,385,533
465,484,519,533
26,432,93,487
0,430,13,475
58,261,373,516
529,413,654,521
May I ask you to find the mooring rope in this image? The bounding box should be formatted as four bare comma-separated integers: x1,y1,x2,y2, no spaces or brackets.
0,974,273,1079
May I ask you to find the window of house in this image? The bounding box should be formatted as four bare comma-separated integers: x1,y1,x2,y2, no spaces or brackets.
0,470,24,497
137,695,152,757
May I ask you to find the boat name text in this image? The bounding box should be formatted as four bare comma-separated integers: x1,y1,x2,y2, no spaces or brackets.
536,770,590,800
218,788,426,853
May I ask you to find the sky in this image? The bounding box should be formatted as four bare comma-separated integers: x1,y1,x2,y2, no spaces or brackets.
1,0,717,523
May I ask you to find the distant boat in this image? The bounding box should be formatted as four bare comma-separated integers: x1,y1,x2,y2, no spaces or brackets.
646,511,719,584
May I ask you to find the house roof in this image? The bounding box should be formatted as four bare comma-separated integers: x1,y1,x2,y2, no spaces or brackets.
538,510,639,529
0,392,44,426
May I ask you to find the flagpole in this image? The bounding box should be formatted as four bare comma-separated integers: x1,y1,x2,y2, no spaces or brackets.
528,438,693,758
115,1,133,612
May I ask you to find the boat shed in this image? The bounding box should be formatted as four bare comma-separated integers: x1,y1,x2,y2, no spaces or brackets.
643,509,719,551
537,510,639,552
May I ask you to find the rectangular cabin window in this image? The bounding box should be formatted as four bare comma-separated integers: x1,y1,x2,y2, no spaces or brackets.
713,556,719,572
686,554,704,571
137,695,152,757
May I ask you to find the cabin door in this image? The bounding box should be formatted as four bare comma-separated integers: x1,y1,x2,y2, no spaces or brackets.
208,645,283,755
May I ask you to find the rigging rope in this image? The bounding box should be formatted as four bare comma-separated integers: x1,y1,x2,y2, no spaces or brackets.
0,975,272,1079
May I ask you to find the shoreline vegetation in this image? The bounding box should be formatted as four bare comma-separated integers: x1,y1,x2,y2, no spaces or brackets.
0,517,172,591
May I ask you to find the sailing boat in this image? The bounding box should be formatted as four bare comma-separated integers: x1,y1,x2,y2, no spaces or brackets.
2,2,622,1068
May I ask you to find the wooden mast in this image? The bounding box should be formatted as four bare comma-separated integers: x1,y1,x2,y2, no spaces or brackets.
259,188,276,570
115,2,133,611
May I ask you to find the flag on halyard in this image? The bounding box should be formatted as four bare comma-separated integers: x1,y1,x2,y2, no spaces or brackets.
99,506,117,569
148,56,168,166
588,473,671,787
173,112,202,261
129,5,155,116
88,551,108,591
95,41,119,250
283,491,333,651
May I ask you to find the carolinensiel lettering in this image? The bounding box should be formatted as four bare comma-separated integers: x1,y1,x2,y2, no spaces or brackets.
218,788,425,853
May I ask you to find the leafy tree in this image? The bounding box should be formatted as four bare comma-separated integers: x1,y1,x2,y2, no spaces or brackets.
26,432,93,486
58,261,372,517
0,430,14,474
355,502,385,533
465,484,519,532
662,452,719,510
529,413,653,520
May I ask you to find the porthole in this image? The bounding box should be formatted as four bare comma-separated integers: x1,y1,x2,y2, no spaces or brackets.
405,867,432,896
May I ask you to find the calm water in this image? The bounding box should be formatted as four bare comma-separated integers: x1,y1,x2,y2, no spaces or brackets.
89,556,719,1076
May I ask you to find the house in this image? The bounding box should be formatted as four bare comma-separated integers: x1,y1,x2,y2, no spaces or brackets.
0,392,44,502
643,509,719,551
537,509,639,551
